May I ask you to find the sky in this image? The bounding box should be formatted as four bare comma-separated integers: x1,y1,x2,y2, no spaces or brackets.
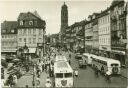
0,0,112,34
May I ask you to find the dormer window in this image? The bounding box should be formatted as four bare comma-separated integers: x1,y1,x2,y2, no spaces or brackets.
29,21,33,25
20,20,23,25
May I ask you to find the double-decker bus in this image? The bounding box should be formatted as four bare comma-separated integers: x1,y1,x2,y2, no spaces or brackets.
53,56,73,87
91,55,121,75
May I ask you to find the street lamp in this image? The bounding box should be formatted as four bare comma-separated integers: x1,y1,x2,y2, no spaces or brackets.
23,42,29,71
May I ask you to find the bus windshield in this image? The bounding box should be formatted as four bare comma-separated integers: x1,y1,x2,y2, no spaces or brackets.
64,73,72,78
56,73,63,78
111,64,119,67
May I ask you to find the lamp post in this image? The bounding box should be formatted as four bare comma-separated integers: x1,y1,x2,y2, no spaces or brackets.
23,42,29,71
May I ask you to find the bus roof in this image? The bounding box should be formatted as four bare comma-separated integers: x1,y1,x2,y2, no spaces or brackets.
55,55,67,62
54,61,73,73
91,55,120,64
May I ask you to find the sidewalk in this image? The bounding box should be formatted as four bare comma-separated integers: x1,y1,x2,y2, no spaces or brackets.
121,67,128,79
16,71,48,87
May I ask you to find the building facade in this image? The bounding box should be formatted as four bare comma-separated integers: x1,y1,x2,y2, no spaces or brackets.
85,16,93,53
1,21,18,55
98,9,111,57
92,13,99,55
17,11,46,56
110,0,126,65
60,2,68,42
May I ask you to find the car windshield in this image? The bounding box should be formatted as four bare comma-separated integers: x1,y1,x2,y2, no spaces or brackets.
64,73,72,78
56,73,63,78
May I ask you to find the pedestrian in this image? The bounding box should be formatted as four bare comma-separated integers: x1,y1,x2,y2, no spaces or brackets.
37,67,41,78
36,77,40,87
74,68,78,77
105,71,111,83
69,60,71,65
41,61,44,72
95,66,99,77
45,80,52,87
13,74,17,86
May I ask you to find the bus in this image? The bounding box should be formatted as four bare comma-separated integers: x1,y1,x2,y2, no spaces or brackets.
91,55,121,75
54,55,68,62
82,53,94,65
53,56,73,87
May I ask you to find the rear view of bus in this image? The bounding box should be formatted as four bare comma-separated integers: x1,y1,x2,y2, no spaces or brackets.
54,61,74,87
108,59,121,75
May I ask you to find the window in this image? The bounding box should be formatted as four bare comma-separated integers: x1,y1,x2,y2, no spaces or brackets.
29,21,33,25
33,38,36,43
29,38,31,43
24,38,26,42
24,29,26,35
64,73,72,78
35,21,37,26
19,38,22,42
11,29,14,33
39,29,42,35
33,29,36,35
2,30,6,33
28,29,31,35
2,35,4,38
56,73,63,78
20,20,23,25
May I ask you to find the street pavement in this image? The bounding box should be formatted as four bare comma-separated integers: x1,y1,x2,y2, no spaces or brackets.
64,52,128,87
16,51,128,87
16,71,48,87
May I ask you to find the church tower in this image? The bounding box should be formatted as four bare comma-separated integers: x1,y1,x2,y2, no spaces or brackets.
60,2,68,42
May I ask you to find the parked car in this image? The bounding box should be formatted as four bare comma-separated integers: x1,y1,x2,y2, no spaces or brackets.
78,56,87,68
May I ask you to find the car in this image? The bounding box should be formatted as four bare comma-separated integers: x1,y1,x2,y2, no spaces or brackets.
75,53,82,60
78,56,87,68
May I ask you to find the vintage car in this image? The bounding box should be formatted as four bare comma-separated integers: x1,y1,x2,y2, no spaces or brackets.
78,56,87,68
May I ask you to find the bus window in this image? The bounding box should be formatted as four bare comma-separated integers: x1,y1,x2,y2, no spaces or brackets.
56,73,63,78
64,73,72,78
111,64,119,67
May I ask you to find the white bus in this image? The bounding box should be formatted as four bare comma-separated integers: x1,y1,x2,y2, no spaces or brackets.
82,53,94,65
53,60,74,87
55,55,68,62
91,55,121,75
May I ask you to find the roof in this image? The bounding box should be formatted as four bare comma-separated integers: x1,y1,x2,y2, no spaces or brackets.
54,61,73,73
55,55,67,62
18,11,45,22
1,21,18,34
111,0,124,7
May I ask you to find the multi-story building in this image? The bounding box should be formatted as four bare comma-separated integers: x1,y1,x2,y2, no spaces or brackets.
98,9,111,57
110,0,126,65
65,26,72,50
92,13,99,55
1,21,18,55
85,15,93,53
124,1,128,65
17,11,46,57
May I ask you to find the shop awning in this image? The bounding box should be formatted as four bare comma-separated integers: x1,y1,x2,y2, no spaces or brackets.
29,48,36,53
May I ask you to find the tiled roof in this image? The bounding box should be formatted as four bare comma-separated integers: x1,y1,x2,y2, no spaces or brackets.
18,11,44,21
1,21,18,34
